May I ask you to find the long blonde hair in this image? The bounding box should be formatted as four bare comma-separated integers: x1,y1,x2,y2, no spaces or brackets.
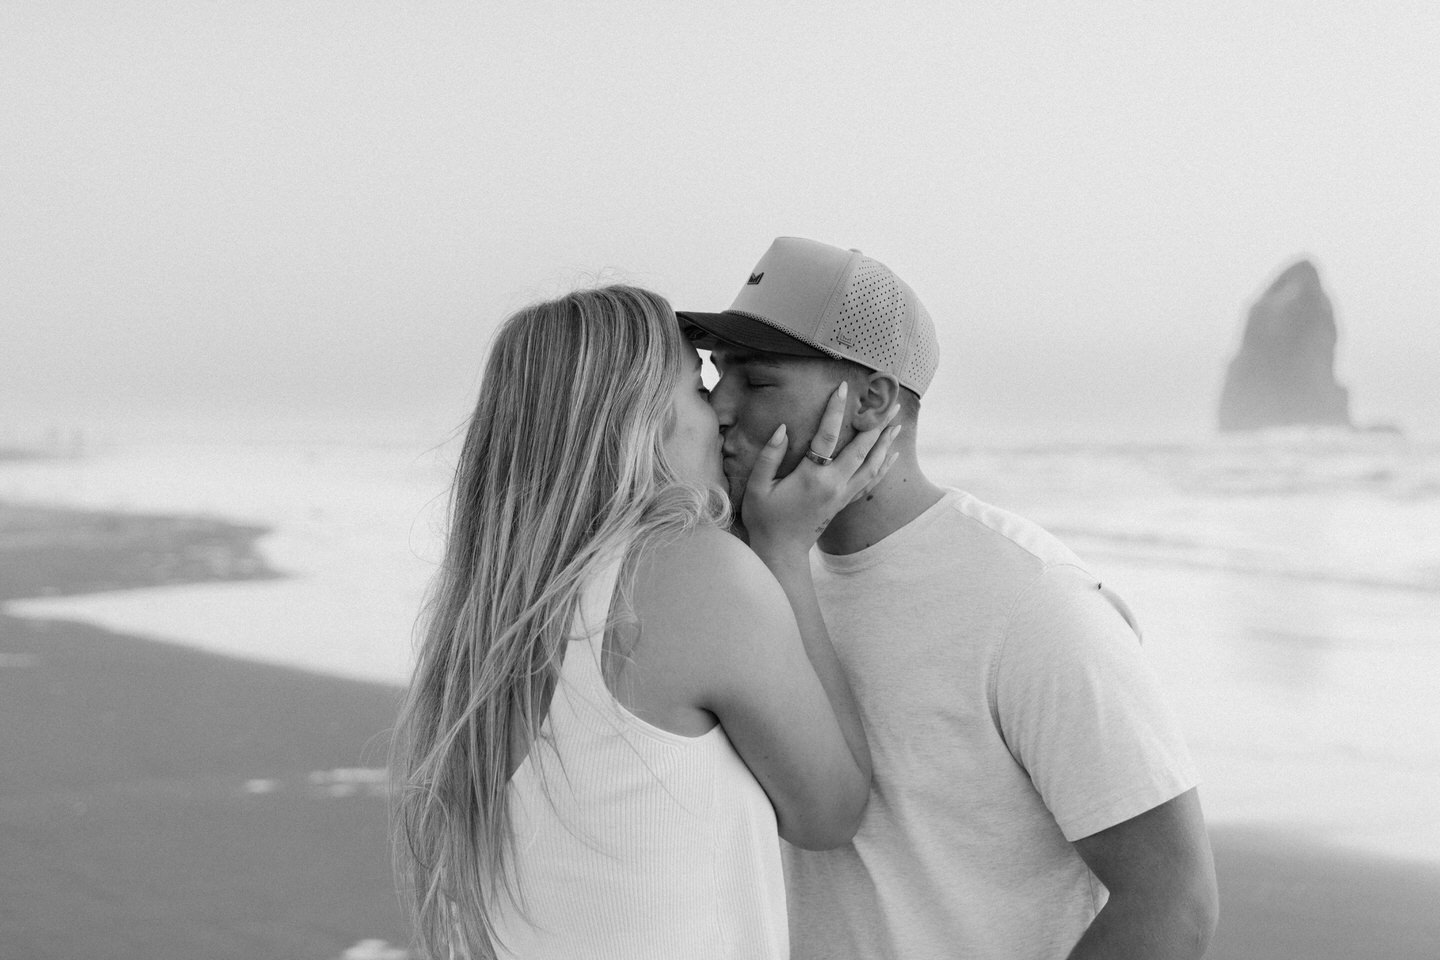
390,285,728,959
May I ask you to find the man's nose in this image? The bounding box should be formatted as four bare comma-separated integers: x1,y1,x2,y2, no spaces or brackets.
707,376,737,427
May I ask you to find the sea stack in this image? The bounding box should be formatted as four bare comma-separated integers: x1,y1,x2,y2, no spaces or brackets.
1218,259,1353,432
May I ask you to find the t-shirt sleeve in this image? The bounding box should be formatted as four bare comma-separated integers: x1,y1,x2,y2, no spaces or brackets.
994,563,1199,842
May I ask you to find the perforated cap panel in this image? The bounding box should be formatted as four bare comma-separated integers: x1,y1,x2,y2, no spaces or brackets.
830,258,907,370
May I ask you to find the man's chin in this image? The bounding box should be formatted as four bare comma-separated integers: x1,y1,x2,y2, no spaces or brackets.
724,476,748,516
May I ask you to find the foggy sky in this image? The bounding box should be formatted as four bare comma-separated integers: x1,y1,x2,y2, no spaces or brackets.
3,0,1437,441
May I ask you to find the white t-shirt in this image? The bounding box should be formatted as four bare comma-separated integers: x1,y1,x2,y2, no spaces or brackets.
785,489,1198,960
493,557,788,960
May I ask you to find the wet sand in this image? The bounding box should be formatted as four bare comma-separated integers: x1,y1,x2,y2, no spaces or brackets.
3,500,1439,958
0,502,409,959
1208,825,1440,959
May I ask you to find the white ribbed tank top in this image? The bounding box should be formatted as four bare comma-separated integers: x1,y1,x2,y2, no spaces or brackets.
491,556,788,960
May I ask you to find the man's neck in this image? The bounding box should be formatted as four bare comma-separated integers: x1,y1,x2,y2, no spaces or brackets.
817,457,945,557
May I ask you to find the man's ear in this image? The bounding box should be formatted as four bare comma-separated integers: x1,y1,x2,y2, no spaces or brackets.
851,373,901,430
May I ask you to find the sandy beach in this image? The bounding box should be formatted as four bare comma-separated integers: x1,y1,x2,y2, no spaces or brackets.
4,497,1440,958
0,501,410,959
1207,826,1440,960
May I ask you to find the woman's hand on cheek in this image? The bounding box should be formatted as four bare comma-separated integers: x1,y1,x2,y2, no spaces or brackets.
742,382,900,562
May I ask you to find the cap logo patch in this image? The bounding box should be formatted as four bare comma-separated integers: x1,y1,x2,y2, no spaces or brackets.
746,272,764,285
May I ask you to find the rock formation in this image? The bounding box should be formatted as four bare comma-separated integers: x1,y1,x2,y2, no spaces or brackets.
1218,259,1353,432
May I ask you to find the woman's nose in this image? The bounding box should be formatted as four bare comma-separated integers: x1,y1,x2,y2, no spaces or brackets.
706,378,737,426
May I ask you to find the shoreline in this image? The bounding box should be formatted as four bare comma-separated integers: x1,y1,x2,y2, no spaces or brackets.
1,501,412,958
0,500,281,603
5,500,1440,958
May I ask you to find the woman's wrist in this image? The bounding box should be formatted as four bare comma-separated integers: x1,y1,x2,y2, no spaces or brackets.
747,536,813,572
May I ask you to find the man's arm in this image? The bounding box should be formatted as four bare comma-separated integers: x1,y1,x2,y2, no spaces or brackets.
1066,788,1219,960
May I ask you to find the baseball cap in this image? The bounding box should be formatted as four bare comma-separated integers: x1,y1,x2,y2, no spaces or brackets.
678,237,940,396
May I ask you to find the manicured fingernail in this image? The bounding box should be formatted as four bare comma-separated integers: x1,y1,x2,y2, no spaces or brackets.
837,381,848,398
768,424,787,445
889,424,903,439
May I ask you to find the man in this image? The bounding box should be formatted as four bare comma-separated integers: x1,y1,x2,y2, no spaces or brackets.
679,237,1218,960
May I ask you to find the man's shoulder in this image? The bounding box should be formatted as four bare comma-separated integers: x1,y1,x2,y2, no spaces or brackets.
817,490,1092,621
914,488,1086,574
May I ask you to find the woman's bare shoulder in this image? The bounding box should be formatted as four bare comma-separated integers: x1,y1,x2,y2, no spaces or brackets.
631,525,790,632
616,525,794,722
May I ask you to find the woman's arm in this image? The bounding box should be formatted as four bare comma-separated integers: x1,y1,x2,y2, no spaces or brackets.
620,435,894,849
735,542,872,845
621,389,897,849
733,389,900,820
628,529,866,848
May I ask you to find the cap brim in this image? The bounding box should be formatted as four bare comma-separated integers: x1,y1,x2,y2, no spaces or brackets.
677,310,833,358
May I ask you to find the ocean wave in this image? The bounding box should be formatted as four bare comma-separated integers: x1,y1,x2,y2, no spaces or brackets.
924,431,1440,501
1051,524,1440,595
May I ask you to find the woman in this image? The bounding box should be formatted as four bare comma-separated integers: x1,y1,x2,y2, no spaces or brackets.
391,285,899,959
